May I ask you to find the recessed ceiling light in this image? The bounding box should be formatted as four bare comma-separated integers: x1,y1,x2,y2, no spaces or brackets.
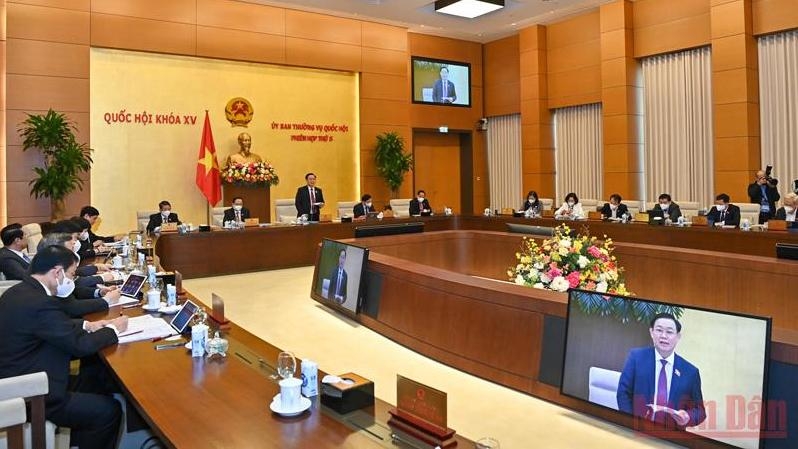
435,0,505,19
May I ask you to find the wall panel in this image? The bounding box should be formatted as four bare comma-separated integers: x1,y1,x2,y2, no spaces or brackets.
197,0,285,35
546,10,601,109
90,0,196,24
6,2,88,44
5,39,88,77
633,0,711,57
196,26,285,64
90,13,197,55
752,0,798,35
285,37,361,72
284,10,361,46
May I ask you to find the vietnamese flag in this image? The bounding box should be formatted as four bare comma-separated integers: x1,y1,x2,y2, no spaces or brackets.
195,111,221,205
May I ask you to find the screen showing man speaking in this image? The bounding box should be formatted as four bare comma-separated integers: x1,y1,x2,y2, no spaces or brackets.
314,239,368,315
411,57,471,107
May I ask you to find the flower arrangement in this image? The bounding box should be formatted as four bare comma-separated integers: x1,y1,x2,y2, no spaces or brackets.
508,224,630,295
221,161,279,187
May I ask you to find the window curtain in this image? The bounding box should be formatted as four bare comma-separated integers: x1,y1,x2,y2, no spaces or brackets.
641,46,713,205
486,113,522,211
553,103,603,202
759,30,798,192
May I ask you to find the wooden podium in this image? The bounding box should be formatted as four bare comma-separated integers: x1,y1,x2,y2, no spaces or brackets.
222,184,270,223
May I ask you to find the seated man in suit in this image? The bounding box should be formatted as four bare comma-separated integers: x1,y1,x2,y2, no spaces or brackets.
353,194,374,219
651,193,682,223
146,200,181,234
43,226,116,285
617,313,706,429
409,190,432,216
222,196,251,224
0,223,30,280
327,249,347,304
774,192,798,228
601,193,629,220
0,245,128,449
80,206,122,246
705,193,741,227
295,173,325,221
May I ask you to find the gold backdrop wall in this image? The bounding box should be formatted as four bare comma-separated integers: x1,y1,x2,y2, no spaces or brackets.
90,48,359,233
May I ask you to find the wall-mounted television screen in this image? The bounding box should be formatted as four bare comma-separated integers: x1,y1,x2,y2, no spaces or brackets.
411,56,471,107
561,289,771,449
311,239,369,315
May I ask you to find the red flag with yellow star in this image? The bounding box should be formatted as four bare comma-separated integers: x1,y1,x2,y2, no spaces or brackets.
195,111,221,205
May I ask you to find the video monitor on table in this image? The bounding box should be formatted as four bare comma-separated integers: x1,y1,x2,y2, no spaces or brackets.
561,289,771,449
411,56,471,107
312,239,369,316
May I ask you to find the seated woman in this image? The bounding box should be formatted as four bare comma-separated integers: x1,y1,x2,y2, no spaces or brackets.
555,192,584,219
775,192,798,227
600,193,629,220
521,190,542,216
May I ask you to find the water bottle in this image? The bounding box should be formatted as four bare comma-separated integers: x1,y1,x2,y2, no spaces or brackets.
741,218,751,231
677,216,685,226
300,359,319,397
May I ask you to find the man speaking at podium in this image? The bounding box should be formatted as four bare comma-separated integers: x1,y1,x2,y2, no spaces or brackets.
295,172,325,221
223,197,250,223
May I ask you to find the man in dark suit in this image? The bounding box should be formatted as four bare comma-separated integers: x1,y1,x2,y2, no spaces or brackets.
80,206,120,245
617,313,706,429
146,200,181,234
0,245,128,449
327,249,348,304
222,196,251,223
409,190,432,216
600,193,629,220
295,172,325,221
353,194,373,219
747,170,780,224
0,223,30,280
706,193,741,227
432,66,457,104
651,193,682,222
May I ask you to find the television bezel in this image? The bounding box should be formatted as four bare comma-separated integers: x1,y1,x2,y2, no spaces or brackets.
411,55,472,108
560,288,772,449
310,238,370,317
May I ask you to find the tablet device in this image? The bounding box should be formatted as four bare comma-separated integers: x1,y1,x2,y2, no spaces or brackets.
119,274,146,298
169,300,199,334
365,211,380,221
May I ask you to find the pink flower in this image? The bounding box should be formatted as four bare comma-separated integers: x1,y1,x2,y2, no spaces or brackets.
566,271,581,288
587,246,602,258
586,280,596,290
548,267,562,278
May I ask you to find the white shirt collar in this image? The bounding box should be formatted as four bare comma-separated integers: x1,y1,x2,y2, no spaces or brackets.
8,248,27,260
655,350,675,366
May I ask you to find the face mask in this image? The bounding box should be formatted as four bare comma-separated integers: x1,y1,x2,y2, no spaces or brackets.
417,197,424,202
610,204,617,210
716,204,726,211
73,240,81,254
232,205,243,211
365,202,373,208
79,230,89,241
567,201,575,207
660,203,669,209
162,211,170,218
785,206,795,213
55,270,75,298
528,197,536,202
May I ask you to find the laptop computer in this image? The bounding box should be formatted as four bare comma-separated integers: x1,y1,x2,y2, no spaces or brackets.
119,274,146,298
647,208,665,224
365,211,380,221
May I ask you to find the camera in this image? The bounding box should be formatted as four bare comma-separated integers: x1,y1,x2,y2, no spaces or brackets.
764,165,779,186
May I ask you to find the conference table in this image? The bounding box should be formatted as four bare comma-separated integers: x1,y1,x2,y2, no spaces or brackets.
155,215,798,279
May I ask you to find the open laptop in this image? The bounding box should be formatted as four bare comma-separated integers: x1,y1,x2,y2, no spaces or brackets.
119,273,146,298
365,211,380,221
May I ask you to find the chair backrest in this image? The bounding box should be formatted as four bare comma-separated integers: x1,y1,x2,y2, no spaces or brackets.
211,207,226,227
136,210,157,233
624,200,642,216
580,199,598,211
0,372,49,449
20,224,42,256
0,397,26,449
389,199,413,218
737,202,761,225
274,199,297,223
645,201,700,219
588,366,621,411
336,201,359,219
539,198,554,211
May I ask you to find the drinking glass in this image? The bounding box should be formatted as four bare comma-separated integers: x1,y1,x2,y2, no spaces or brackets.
277,352,296,379
475,437,500,449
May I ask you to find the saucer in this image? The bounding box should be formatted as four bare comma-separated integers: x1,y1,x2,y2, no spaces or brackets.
270,394,311,417
184,341,192,350
142,302,164,311
158,305,181,314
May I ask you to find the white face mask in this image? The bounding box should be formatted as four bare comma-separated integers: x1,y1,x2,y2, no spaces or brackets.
232,205,243,211
528,197,536,202
417,197,424,203
162,211,170,218
660,202,670,210
79,230,89,241
567,201,575,207
716,204,727,211
55,269,75,298
365,202,373,208
73,240,81,254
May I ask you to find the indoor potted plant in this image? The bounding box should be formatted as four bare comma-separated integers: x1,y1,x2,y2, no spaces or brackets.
374,131,413,198
18,109,93,220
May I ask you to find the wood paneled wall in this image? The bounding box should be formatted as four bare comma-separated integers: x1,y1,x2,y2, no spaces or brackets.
0,0,6,223
546,10,602,109
483,35,520,117
633,0,711,58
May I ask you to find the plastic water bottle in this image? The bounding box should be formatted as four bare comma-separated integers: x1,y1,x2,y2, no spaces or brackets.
741,218,751,231
301,359,319,397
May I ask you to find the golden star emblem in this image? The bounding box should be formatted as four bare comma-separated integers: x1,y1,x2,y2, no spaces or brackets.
198,147,218,175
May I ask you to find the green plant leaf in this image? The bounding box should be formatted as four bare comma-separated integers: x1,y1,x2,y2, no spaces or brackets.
374,131,413,194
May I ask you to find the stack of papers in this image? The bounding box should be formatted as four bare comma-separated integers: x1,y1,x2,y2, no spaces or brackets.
117,315,175,344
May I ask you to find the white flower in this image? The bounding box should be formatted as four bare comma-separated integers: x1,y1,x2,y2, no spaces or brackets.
540,273,551,284
596,281,608,293
533,262,544,270
577,255,589,268
515,274,526,285
533,283,545,289
558,246,569,256
550,276,570,292
559,239,572,248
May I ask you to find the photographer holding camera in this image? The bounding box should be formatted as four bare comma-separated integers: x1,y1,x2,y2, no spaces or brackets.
748,166,780,224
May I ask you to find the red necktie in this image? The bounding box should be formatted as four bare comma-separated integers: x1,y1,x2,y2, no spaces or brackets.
656,359,668,407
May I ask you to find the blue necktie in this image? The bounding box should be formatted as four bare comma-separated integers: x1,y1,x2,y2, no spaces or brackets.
22,253,31,263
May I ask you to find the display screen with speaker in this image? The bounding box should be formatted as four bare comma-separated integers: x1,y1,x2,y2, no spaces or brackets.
311,239,369,316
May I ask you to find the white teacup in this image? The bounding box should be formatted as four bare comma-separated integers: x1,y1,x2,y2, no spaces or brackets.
279,377,302,410
146,289,161,308
112,255,123,268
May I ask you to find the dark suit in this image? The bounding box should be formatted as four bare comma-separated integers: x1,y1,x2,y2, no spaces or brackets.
617,347,706,428
432,79,457,103
651,203,682,222
145,212,181,234
600,203,629,219
223,207,251,223
88,229,114,245
0,276,121,449
409,198,432,216
327,266,348,304
58,294,109,318
774,207,798,228
747,182,780,223
353,202,372,219
706,204,741,227
0,247,30,280
522,200,541,215
295,186,325,221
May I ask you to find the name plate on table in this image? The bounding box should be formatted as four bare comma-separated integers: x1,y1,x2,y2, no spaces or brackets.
768,219,787,231
319,214,332,223
160,222,178,232
691,215,708,226
634,212,649,222
587,211,602,220
541,209,554,218
244,218,260,227
388,375,456,448
500,208,514,216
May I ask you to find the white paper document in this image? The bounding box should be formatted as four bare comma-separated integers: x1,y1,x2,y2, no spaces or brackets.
118,315,175,344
